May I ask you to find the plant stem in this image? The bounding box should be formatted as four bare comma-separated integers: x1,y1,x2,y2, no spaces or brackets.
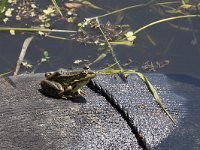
133,14,200,35
96,18,123,70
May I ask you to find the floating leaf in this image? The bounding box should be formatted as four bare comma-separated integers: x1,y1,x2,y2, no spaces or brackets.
125,31,136,42
38,31,45,36
9,29,15,35
43,7,55,15
21,61,32,69
74,59,82,64
64,3,82,9
3,17,8,23
31,4,37,9
5,8,13,17
41,50,50,62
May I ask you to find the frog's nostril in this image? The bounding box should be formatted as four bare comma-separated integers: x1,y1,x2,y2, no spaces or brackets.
45,73,49,77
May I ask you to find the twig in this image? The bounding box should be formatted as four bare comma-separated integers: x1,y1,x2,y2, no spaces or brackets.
14,36,34,75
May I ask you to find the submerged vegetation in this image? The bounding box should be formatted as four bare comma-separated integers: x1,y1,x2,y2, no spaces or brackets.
0,0,200,123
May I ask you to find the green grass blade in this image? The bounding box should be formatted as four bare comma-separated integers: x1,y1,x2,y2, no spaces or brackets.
52,0,63,16
0,71,12,78
86,0,156,20
97,69,175,123
134,72,175,123
0,27,76,33
133,14,200,35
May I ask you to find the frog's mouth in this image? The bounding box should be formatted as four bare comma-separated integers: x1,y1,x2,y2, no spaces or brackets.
87,71,97,78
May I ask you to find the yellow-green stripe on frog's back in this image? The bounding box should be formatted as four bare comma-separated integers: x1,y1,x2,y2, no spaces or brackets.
45,70,96,86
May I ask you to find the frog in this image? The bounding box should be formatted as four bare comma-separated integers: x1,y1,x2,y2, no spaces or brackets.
40,69,96,98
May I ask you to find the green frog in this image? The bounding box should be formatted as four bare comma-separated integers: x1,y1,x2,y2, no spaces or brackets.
40,69,96,98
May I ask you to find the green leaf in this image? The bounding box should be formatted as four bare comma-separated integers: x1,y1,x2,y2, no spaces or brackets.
41,50,50,62
90,53,107,65
0,0,8,16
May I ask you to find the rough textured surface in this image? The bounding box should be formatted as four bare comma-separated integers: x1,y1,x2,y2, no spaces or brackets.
154,74,200,150
0,73,197,150
0,74,141,150
92,73,186,149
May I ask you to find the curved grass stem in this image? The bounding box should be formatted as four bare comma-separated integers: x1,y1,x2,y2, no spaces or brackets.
133,14,200,35
86,0,156,20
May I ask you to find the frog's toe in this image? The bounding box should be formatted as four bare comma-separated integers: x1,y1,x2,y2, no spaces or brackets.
78,89,85,96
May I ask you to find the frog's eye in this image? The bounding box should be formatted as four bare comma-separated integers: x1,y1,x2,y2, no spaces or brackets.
45,72,53,77
81,71,88,76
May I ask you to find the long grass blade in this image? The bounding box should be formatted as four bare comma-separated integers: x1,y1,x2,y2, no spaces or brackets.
0,71,12,78
134,71,175,123
86,0,156,20
0,27,76,33
133,15,200,35
97,69,175,123
52,0,63,16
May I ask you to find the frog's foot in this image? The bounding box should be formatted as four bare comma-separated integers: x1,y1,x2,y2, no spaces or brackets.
68,89,85,97
78,89,86,96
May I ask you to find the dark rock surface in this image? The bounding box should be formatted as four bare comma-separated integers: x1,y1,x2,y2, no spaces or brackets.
0,73,199,149
91,74,185,149
0,74,140,150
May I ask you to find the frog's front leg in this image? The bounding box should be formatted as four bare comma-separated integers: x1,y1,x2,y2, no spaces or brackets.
62,85,83,97
40,80,65,98
77,88,86,96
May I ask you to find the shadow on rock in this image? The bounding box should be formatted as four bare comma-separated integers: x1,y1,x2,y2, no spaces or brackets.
38,89,87,103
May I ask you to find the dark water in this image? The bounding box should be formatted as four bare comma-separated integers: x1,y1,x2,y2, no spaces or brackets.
0,0,200,75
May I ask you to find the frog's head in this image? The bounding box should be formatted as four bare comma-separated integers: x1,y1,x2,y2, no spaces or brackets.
72,70,96,86
77,70,96,82
71,70,96,93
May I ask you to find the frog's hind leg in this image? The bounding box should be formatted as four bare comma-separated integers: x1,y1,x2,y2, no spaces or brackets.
40,80,64,98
